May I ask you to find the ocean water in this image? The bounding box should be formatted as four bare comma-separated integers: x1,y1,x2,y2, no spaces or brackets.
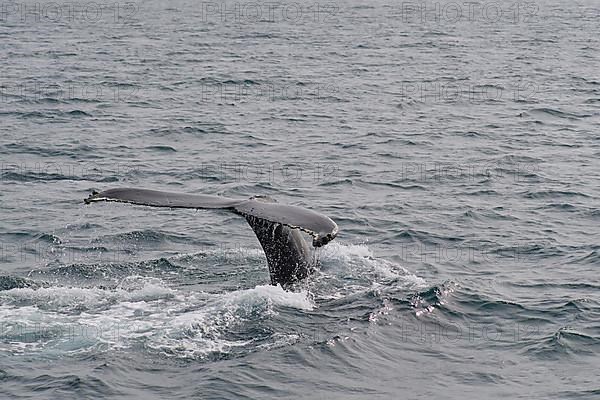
1,0,600,398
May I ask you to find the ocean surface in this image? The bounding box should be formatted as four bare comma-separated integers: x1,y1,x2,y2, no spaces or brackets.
1,0,599,398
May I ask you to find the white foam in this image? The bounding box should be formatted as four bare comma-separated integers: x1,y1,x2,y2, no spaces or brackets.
0,286,115,309
0,278,176,310
0,277,313,359
321,242,375,261
225,284,314,311
320,242,427,287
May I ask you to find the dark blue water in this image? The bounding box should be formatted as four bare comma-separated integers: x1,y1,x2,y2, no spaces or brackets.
1,0,600,398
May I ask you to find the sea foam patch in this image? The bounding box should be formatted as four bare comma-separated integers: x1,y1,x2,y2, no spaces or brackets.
319,242,426,287
0,276,312,359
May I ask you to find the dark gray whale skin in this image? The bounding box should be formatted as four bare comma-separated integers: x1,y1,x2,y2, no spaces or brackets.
84,188,338,286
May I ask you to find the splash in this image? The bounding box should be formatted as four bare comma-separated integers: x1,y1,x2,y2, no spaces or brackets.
319,242,427,287
0,277,312,360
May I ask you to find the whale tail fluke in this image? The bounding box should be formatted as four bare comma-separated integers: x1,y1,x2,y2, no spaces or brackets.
84,188,241,209
84,188,338,286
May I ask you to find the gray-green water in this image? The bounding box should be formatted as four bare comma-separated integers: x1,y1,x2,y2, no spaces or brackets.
1,0,599,398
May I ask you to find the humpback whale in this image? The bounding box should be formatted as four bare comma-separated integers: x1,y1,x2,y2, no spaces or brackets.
84,188,338,286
